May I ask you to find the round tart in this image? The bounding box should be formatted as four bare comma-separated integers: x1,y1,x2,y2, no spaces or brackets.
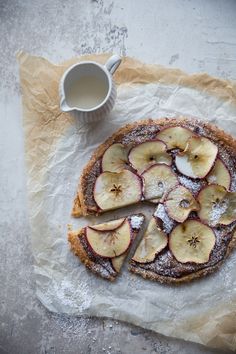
72,117,236,283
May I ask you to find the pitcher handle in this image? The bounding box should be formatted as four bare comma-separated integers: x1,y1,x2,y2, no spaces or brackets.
105,54,122,75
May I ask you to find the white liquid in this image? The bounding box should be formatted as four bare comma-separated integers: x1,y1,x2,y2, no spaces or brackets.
66,76,108,109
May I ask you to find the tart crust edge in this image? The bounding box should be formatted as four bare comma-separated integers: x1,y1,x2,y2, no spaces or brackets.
129,229,236,284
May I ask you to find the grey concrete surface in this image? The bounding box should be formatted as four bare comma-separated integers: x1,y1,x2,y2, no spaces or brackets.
1,0,236,353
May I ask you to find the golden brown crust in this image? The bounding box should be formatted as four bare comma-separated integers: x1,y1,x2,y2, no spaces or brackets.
68,229,116,281
129,231,236,284
72,117,236,217
71,195,82,217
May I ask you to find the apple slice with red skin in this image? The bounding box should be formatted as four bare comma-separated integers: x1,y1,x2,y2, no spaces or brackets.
142,164,178,202
164,185,200,222
90,218,125,231
86,219,131,258
94,170,142,211
156,126,194,150
89,217,127,270
197,184,236,226
128,140,172,174
169,220,216,264
206,158,231,190
111,214,145,271
175,136,218,179
102,143,129,173
132,217,168,263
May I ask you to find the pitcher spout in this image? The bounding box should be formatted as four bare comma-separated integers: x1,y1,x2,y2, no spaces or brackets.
60,97,72,112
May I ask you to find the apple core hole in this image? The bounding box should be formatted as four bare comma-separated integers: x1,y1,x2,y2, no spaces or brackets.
179,199,190,208
187,236,200,248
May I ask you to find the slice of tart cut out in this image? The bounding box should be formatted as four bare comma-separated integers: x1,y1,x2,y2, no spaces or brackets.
68,214,145,281
206,158,231,189
156,126,194,150
132,217,168,263
142,164,178,202
94,170,142,212
102,143,129,172
128,140,172,174
164,185,200,222
169,220,216,264
198,184,236,226
175,136,218,179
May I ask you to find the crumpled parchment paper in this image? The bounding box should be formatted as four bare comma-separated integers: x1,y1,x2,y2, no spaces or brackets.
18,52,236,351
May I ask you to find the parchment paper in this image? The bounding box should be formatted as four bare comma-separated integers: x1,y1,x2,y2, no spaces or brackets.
18,52,236,351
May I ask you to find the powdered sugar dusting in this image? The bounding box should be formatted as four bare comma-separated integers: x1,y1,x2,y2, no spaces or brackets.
121,124,159,145
210,200,229,226
91,263,114,279
43,278,92,312
129,214,145,229
230,172,236,192
207,175,217,183
154,204,175,234
178,175,204,195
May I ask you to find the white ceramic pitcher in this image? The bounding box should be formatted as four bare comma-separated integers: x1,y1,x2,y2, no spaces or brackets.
59,55,121,123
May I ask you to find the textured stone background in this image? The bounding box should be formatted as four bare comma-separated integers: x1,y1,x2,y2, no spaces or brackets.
0,0,236,353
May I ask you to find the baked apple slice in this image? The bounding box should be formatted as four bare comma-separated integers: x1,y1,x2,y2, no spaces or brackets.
156,126,194,150
94,170,142,211
128,140,172,174
206,158,231,189
165,185,199,222
175,136,218,179
102,143,129,172
111,253,126,272
86,219,131,258
198,185,236,226
169,220,215,264
142,164,178,202
132,217,168,263
90,218,125,231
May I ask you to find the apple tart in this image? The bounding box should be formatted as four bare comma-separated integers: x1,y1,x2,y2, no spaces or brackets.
71,118,236,283
68,214,145,281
